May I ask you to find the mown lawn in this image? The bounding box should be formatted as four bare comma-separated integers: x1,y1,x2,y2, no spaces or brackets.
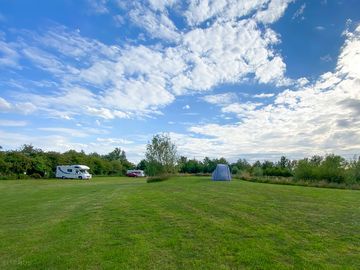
0,176,359,269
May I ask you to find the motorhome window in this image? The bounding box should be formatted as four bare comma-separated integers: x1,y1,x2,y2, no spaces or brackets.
67,169,72,172
80,169,86,173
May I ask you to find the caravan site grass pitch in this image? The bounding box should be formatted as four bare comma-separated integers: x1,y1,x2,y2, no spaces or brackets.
0,176,359,269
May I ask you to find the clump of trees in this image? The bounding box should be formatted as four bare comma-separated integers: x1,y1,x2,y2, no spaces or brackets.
232,154,360,184
177,156,228,174
0,145,133,179
140,151,360,184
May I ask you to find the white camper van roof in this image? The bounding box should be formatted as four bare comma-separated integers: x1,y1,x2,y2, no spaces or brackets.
73,165,90,170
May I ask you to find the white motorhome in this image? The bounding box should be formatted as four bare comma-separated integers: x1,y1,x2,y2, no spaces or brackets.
56,165,92,179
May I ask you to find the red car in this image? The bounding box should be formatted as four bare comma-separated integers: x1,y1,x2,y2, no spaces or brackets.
126,172,139,177
126,170,145,177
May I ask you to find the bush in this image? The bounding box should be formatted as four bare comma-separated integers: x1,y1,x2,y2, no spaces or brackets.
345,158,360,184
146,175,170,183
30,173,42,179
16,174,31,180
236,170,251,180
294,155,346,183
318,155,346,183
263,167,292,177
252,166,263,177
294,159,318,181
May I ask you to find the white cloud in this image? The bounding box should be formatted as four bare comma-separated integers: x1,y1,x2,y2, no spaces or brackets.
87,0,109,14
255,0,294,24
38,127,90,138
22,46,71,75
128,4,180,41
14,102,37,115
202,93,237,105
96,137,133,145
185,0,270,26
292,3,306,20
113,15,125,26
253,93,275,98
182,104,190,110
315,26,326,31
221,102,263,117
0,120,27,127
180,19,287,89
320,54,332,62
148,0,178,11
0,97,12,111
254,55,286,84
0,39,20,68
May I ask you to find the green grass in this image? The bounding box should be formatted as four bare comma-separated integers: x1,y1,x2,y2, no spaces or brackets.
0,176,359,269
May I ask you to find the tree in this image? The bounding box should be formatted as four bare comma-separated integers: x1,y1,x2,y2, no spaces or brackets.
104,148,127,162
20,144,42,156
278,156,290,168
136,159,147,171
203,157,216,173
178,156,188,173
145,134,178,176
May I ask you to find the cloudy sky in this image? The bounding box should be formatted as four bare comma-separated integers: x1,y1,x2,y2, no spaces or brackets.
0,0,360,163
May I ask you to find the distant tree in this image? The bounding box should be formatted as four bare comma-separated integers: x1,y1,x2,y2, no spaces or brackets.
216,157,228,165
346,156,360,183
145,134,178,176
278,156,291,168
231,158,251,175
262,160,274,170
5,152,32,175
20,144,42,156
253,160,261,168
178,156,188,173
252,166,263,177
318,154,346,183
182,159,203,174
104,147,127,162
136,159,147,171
310,155,323,166
202,157,216,173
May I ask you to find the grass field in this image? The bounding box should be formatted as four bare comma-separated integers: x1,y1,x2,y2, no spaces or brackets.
0,176,359,269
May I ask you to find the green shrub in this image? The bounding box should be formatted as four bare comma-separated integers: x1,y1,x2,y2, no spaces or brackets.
30,173,42,179
236,170,251,180
16,174,31,180
252,166,263,177
146,175,170,183
345,158,360,184
294,159,316,180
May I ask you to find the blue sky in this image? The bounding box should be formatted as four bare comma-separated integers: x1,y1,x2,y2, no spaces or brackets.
1,0,360,163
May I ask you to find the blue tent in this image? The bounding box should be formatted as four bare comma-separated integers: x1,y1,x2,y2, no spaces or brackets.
212,164,231,181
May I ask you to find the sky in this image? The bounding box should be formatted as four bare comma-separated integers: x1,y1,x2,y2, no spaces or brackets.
0,0,360,163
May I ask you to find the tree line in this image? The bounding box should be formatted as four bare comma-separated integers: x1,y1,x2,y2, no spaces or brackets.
2,135,360,185
166,154,360,184
139,134,360,184
0,145,133,179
